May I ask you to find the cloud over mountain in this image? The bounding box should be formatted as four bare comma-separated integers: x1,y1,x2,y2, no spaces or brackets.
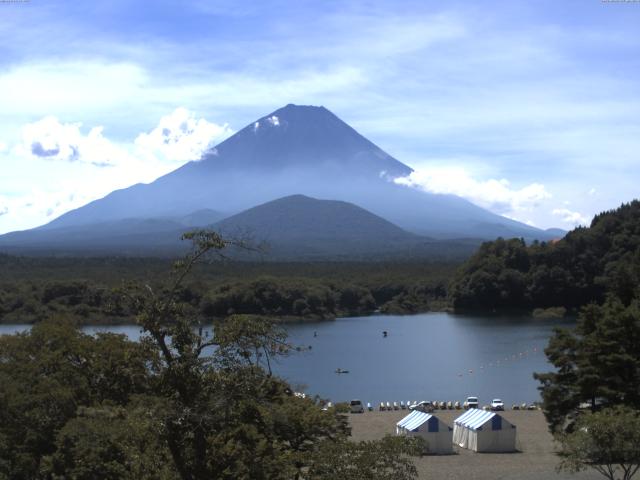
0,108,233,234
552,208,588,227
394,165,552,219
134,107,233,163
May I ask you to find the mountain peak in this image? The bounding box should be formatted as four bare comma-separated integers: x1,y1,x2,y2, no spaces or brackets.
251,104,338,132
279,103,327,112
202,104,412,178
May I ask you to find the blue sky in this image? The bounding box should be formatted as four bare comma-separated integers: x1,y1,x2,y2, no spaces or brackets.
0,0,639,233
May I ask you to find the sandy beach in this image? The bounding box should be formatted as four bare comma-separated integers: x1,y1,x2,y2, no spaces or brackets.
349,409,602,480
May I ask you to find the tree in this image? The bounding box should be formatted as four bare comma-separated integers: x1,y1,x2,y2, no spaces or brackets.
308,435,423,480
0,318,153,480
40,403,176,480
124,230,373,480
557,406,640,480
535,298,640,433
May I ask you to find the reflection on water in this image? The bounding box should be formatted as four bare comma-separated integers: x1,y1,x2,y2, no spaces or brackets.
0,312,573,405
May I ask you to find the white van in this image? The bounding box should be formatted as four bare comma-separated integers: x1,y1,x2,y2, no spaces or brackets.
464,396,479,409
350,399,364,413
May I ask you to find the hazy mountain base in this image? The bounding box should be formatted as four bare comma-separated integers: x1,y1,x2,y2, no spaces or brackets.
0,236,480,261
0,195,484,261
0,255,457,325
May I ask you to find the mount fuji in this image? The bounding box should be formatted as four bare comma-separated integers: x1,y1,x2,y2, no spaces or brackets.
0,104,560,257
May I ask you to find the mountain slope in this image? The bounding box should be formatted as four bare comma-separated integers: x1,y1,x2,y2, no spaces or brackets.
0,210,225,256
213,194,417,257
212,194,481,260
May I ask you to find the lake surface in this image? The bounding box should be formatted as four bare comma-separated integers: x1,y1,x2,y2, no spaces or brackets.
0,313,572,406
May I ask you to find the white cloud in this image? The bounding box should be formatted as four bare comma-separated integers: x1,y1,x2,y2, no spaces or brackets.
0,62,148,123
134,107,233,163
552,208,589,227
0,193,11,220
15,116,126,167
394,165,552,216
588,188,597,196
0,108,233,234
12,107,231,170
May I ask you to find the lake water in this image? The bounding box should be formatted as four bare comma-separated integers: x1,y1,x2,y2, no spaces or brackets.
0,313,571,406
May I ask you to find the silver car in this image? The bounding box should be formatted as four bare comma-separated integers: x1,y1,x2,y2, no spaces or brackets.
409,400,435,413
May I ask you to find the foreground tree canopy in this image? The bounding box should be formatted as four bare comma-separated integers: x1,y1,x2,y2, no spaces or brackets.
0,231,421,480
534,298,640,433
557,406,640,480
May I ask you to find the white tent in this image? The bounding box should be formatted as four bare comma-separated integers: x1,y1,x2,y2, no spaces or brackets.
453,409,516,452
396,410,453,454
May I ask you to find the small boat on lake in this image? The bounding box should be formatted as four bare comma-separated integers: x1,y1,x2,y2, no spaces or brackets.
335,368,350,374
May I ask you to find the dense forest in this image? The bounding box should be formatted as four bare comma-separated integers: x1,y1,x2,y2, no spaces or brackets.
4,201,640,324
449,201,640,312
0,256,454,324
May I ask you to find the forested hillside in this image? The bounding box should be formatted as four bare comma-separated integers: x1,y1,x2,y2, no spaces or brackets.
0,256,454,324
449,200,640,311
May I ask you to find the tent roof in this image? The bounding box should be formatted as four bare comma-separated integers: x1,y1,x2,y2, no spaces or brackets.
397,410,435,432
454,409,501,430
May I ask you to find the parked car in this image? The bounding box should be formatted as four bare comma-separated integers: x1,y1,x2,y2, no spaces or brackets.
350,399,364,413
409,400,435,413
491,399,505,411
464,396,479,409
